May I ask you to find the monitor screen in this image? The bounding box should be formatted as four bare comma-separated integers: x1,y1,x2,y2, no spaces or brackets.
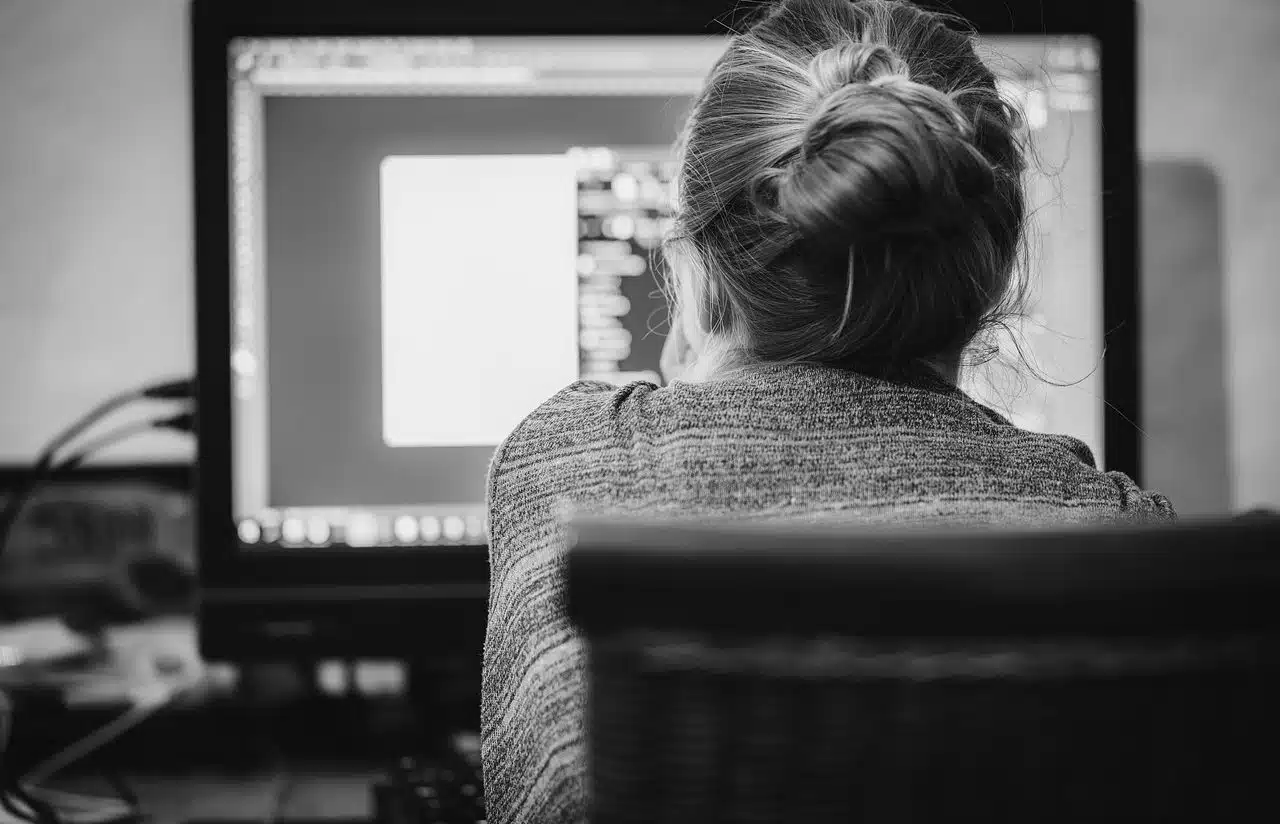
226,32,1103,551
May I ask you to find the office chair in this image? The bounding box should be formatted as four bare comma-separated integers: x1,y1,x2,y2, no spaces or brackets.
567,513,1280,823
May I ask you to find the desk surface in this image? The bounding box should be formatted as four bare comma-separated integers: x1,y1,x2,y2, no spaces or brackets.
6,615,480,824
57,769,380,824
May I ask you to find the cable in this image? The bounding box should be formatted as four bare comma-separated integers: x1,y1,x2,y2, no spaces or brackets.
0,690,145,824
21,786,134,824
1,688,57,824
43,421,162,478
96,771,138,810
54,413,194,476
263,769,294,824
37,392,144,469
19,683,179,788
138,379,195,402
22,381,186,481
0,688,153,824
22,788,131,815
0,782,59,824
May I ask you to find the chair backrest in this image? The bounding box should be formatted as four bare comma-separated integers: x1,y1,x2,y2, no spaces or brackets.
567,513,1280,824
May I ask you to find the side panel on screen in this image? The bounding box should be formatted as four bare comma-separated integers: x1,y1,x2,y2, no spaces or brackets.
380,155,579,448
1141,159,1232,515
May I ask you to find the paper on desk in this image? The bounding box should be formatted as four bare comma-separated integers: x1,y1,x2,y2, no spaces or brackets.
0,617,95,667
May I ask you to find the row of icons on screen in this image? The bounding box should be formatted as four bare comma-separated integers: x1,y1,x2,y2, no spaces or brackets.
237,512,487,547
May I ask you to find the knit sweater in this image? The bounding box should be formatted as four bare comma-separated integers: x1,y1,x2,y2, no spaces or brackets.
481,363,1175,824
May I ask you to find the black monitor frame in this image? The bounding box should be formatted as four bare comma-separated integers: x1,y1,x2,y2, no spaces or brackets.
191,0,1141,661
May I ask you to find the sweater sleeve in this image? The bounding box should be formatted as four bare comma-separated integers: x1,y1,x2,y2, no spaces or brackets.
1106,470,1178,522
484,380,619,550
481,379,622,824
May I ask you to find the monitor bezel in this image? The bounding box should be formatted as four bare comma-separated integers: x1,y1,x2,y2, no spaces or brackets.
192,0,1140,660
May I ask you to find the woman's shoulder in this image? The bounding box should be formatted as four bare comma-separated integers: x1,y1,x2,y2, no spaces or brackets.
491,378,659,470
485,372,1178,524
1102,467,1179,521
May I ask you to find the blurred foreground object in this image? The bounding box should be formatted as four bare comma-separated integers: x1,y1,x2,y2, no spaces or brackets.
570,513,1280,823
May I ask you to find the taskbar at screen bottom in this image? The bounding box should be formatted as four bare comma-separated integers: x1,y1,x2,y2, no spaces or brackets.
235,504,489,549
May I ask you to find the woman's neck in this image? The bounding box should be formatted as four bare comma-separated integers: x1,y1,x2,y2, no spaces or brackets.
927,355,962,386
685,334,964,387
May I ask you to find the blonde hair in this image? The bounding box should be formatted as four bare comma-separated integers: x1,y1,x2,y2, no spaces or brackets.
664,0,1029,382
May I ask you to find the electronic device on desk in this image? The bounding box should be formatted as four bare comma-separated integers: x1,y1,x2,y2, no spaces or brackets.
0,372,196,630
190,0,1140,658
371,737,485,824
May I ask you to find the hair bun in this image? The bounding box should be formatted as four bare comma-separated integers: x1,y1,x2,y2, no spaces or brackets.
809,41,907,94
775,43,998,249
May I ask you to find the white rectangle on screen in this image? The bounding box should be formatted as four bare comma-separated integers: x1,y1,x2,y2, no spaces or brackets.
380,154,579,448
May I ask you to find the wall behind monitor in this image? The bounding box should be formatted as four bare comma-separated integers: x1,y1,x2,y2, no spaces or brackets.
1136,0,1280,514
0,0,194,466
0,0,1276,513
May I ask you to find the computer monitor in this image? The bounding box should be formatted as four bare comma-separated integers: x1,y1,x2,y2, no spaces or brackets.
192,0,1140,659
